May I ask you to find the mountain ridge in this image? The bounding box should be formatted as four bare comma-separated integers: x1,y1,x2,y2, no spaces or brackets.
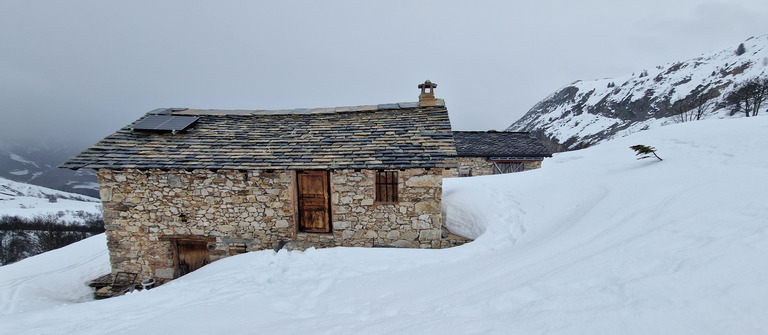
0,141,98,198
508,33,768,151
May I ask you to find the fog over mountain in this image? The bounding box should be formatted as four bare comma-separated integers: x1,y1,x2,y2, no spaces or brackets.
0,141,98,197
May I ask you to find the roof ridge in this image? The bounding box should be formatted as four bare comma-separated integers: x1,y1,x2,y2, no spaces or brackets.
170,101,445,116
453,130,531,134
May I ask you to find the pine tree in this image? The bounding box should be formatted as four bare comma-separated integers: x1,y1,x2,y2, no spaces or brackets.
735,43,746,56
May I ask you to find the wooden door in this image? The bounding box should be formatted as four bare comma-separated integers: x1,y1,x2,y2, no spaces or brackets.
175,240,210,278
297,170,331,233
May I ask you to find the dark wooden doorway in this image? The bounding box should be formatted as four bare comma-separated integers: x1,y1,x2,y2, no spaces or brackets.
175,240,210,278
297,170,331,233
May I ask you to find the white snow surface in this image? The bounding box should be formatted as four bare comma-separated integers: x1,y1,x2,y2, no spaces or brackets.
2,116,768,334
9,169,29,176
0,176,101,223
70,182,99,191
0,235,109,315
9,153,38,167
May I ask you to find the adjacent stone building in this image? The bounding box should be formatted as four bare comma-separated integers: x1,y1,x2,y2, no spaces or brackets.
452,131,552,177
63,81,470,282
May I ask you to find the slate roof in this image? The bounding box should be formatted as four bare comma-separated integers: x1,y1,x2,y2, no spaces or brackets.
452,131,552,158
62,102,457,170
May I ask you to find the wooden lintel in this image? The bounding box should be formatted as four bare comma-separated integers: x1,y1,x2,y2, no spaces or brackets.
159,235,216,243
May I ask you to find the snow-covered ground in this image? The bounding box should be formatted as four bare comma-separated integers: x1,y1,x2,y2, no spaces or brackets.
1,116,767,334
0,235,108,315
0,177,101,223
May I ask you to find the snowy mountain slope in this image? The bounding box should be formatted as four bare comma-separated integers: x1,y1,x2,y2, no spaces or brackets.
1,116,768,334
0,176,101,223
0,234,109,315
509,33,768,151
0,141,98,198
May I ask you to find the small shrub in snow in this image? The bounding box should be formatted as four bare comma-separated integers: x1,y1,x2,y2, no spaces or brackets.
630,145,663,161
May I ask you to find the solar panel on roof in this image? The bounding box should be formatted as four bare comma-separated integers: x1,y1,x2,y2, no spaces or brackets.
131,115,199,134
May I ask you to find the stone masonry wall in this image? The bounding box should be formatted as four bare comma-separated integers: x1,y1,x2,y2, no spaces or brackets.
457,157,543,177
98,168,468,282
98,168,296,281
458,157,494,176
330,168,450,249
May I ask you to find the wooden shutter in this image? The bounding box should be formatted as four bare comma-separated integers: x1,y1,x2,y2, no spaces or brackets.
376,171,398,203
297,170,331,233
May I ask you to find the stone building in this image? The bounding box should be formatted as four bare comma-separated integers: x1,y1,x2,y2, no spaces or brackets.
63,81,469,282
452,131,552,177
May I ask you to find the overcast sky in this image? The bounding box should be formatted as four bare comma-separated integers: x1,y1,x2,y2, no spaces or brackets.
1,1,767,147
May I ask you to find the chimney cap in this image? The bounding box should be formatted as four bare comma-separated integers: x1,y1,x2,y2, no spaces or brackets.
418,80,437,89
418,80,441,106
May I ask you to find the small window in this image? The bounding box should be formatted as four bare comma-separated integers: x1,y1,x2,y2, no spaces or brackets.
376,171,398,203
492,162,525,174
458,167,471,177
228,243,247,255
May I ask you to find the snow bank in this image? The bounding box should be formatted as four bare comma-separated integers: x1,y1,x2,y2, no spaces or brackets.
0,234,109,315
1,116,768,334
442,174,527,244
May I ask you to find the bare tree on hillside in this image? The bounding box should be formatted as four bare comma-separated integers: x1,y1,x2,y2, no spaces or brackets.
673,91,716,123
724,77,768,117
693,90,718,121
673,101,696,123
0,214,104,265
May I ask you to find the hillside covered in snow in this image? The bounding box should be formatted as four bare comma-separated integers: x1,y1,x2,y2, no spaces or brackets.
1,116,767,334
509,33,768,151
0,141,99,198
0,177,103,265
0,176,101,223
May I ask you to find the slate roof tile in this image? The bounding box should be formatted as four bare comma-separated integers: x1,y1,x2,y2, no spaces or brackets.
63,103,457,170
452,131,552,158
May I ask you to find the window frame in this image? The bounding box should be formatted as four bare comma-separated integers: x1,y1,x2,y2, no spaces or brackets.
375,170,399,204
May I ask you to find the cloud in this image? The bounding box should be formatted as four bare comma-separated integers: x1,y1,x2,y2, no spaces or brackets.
0,1,766,147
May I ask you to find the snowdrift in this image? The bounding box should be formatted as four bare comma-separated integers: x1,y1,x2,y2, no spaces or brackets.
1,116,767,334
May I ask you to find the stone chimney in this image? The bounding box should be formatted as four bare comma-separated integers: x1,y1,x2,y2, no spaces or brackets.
418,80,440,106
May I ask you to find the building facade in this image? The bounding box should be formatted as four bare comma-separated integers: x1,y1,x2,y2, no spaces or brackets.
452,131,552,177
63,82,469,282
